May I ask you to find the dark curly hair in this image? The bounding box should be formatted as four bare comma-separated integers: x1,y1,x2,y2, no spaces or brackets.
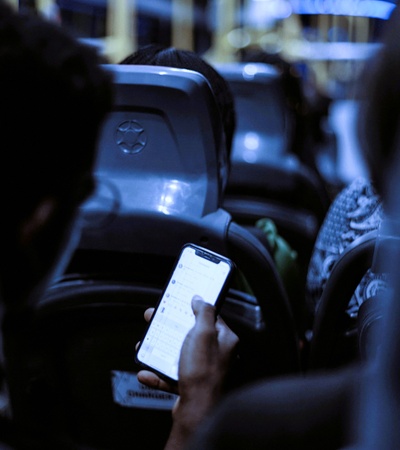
0,3,113,309
0,2,113,221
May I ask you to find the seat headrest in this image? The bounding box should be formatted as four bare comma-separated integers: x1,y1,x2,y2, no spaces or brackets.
84,64,224,221
215,62,294,163
78,65,229,255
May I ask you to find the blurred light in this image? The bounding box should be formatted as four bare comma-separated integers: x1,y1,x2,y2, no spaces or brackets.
287,41,382,60
244,0,292,29
244,132,260,151
243,150,258,163
234,133,261,163
157,179,190,215
227,28,252,49
259,32,282,54
242,64,259,79
290,0,396,19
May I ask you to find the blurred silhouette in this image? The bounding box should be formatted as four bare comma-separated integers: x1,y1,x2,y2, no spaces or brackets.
0,2,113,448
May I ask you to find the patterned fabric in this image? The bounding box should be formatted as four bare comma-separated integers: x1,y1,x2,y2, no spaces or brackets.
306,177,386,319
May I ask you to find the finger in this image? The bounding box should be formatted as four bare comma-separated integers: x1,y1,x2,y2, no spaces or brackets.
137,370,178,395
144,307,155,323
215,316,239,365
216,315,239,347
135,340,140,351
191,296,216,327
183,297,219,363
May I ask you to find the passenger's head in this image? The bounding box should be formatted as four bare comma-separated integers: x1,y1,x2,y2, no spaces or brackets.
357,5,400,200
0,4,113,311
240,47,329,166
241,47,305,118
120,44,236,190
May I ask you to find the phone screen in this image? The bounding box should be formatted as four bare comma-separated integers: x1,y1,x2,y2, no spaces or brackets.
136,244,234,382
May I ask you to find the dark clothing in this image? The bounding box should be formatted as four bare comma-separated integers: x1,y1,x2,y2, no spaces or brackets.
0,416,86,449
188,366,362,450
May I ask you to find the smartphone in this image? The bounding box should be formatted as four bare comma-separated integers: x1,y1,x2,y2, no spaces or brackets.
135,243,235,384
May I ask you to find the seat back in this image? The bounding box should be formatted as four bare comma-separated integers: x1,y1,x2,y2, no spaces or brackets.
88,63,223,222
77,63,228,260
215,62,331,270
223,155,330,258
214,62,295,161
309,218,399,370
309,230,378,370
3,280,175,449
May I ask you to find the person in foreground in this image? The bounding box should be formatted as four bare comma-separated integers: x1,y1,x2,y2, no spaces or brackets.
0,4,238,448
0,1,112,447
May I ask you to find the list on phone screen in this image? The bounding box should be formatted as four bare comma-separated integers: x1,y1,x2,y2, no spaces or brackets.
137,246,230,381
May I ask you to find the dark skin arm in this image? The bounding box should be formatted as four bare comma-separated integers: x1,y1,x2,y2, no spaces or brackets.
137,296,239,450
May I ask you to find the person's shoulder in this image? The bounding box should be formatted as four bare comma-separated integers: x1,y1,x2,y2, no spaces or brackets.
0,414,89,450
341,176,379,198
324,176,382,234
0,413,22,450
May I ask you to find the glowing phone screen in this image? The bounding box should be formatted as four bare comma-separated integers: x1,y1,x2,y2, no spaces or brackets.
136,245,232,382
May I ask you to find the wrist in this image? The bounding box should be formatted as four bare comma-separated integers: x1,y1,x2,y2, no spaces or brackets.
173,390,216,432
164,408,203,450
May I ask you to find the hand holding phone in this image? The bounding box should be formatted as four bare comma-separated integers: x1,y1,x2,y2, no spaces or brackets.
135,243,235,384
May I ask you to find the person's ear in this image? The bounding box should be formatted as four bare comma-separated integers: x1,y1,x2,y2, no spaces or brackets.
19,197,58,247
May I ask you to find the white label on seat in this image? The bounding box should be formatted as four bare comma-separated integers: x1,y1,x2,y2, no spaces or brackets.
111,370,177,410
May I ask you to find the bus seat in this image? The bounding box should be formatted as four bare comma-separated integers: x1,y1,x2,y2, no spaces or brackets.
3,279,174,450
214,62,295,160
223,154,331,267
215,62,331,271
90,64,224,219
309,230,378,370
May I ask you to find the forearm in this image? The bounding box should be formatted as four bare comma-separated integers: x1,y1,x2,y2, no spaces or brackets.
161,300,239,450
164,421,193,450
164,393,217,450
